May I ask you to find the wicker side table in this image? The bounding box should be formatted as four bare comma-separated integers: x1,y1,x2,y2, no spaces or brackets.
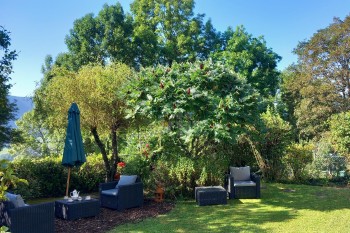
55,198,100,220
195,186,227,206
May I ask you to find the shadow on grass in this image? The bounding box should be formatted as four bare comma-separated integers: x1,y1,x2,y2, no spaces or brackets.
114,183,350,232
261,183,350,211
112,198,297,233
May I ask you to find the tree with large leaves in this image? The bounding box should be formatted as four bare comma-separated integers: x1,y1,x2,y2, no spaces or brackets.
0,26,19,149
128,60,261,159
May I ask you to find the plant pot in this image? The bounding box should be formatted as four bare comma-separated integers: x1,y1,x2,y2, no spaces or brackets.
154,186,164,202
114,172,121,180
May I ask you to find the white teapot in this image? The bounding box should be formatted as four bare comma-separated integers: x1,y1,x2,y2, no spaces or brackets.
70,189,80,198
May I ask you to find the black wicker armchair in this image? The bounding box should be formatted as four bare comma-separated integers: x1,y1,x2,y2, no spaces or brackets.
225,166,261,199
0,201,54,233
99,175,144,211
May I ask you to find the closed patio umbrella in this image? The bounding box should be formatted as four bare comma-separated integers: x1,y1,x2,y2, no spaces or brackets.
62,102,86,197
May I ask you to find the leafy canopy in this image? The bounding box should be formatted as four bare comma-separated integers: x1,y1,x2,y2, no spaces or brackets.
128,60,261,157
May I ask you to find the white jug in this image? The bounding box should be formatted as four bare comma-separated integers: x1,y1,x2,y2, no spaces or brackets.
70,189,80,198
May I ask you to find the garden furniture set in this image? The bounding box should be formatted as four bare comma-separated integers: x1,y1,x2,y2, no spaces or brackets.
0,174,144,233
195,166,261,206
0,167,260,232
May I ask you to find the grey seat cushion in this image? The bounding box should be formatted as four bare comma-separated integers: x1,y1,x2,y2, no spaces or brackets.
230,166,251,181
116,175,138,188
102,188,119,196
234,181,256,187
5,192,26,208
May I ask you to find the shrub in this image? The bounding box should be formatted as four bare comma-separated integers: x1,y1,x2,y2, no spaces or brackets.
11,154,105,199
258,107,292,181
0,159,27,201
284,143,314,180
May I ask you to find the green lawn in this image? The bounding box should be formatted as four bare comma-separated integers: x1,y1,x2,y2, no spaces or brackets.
109,183,350,233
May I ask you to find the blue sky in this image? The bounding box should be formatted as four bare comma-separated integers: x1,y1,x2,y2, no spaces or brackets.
1,0,349,97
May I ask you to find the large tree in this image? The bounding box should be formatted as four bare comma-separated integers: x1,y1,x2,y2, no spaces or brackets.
282,16,350,140
42,63,134,181
9,111,60,157
128,60,261,159
213,26,281,99
0,26,18,149
59,3,134,71
131,0,219,66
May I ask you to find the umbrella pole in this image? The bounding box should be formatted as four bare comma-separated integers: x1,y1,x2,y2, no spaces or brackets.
65,167,71,197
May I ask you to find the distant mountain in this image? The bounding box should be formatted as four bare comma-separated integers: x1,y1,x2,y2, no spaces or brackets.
8,95,34,128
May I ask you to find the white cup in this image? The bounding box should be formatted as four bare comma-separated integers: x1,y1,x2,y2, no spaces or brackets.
85,195,91,200
64,196,68,200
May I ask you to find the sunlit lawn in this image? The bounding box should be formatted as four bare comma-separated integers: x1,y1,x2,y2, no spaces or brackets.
109,183,350,233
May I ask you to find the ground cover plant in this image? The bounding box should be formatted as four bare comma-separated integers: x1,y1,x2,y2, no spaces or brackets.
110,183,350,233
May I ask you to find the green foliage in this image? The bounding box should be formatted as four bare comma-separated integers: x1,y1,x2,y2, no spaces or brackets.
9,111,63,157
129,60,261,159
11,155,105,199
135,141,232,198
73,154,106,192
213,25,281,98
259,107,292,181
0,26,19,149
63,3,134,70
121,152,152,182
0,226,8,233
284,142,313,180
329,111,350,157
0,159,28,201
40,62,134,181
305,135,347,179
284,15,350,141
125,60,264,195
279,65,302,139
131,0,219,66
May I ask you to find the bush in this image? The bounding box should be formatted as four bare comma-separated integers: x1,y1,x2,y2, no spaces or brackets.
11,154,105,200
284,142,314,180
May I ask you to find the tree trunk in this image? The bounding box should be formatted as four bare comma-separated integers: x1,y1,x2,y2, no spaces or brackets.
90,126,110,181
110,128,119,181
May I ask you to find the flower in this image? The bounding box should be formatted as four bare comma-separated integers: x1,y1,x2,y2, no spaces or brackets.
117,161,126,174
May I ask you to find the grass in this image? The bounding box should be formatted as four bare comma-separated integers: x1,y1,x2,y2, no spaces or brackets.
108,183,350,233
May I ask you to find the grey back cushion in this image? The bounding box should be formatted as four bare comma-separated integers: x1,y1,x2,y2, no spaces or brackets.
5,192,26,208
116,175,138,188
230,166,251,181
